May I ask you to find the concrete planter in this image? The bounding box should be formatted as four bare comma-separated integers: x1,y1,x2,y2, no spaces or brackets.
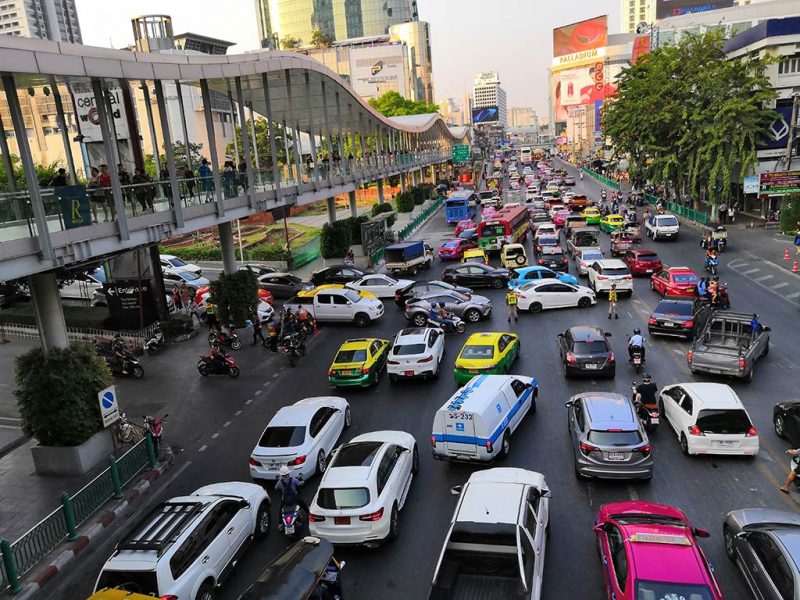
31,429,114,476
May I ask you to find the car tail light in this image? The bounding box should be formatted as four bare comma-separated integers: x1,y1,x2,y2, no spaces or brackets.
359,508,385,522
689,425,702,436
648,317,656,325
417,356,433,363
362,366,370,374
431,435,437,448
160,596,179,600
637,444,652,456
738,358,746,372
287,455,306,466
284,513,295,525
395,293,401,300
683,320,694,328
248,457,262,467
387,360,399,365
608,351,615,363
566,352,576,364
687,351,693,363
485,440,494,453
580,441,598,454
596,275,607,280
746,426,758,437
309,513,326,522
327,369,334,376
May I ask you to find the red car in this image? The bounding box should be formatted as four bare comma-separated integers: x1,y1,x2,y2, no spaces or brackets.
623,248,663,276
650,267,699,297
454,219,474,236
595,501,722,600
553,209,571,228
437,238,477,260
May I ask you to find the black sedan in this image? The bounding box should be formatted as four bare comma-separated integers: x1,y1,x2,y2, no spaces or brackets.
557,326,615,378
647,296,713,339
774,401,800,446
257,273,313,299
394,280,472,308
536,246,570,272
310,265,371,286
442,263,511,289
457,228,478,242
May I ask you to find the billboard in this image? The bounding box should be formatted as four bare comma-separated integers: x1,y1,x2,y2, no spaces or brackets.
632,35,651,65
760,171,800,196
560,61,607,107
73,86,130,142
472,106,499,124
656,0,734,19
553,16,608,58
349,44,407,101
757,104,796,159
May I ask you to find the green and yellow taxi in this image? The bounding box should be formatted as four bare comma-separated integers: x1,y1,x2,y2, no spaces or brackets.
599,214,625,234
328,338,390,388
462,247,488,264
453,332,521,385
299,283,378,300
581,206,602,225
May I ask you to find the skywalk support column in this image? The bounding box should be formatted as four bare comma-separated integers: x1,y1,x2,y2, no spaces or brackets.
377,179,385,204
349,190,358,218
154,80,185,228
234,77,257,207
218,221,237,274
29,272,69,353
327,197,336,225
200,79,224,216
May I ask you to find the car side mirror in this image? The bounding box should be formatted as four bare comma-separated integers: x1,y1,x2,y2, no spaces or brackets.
735,531,749,540
693,527,711,538
763,326,772,333
557,333,564,337
450,485,463,496
239,499,251,509
593,523,607,534
605,332,612,337
346,301,352,306
564,400,574,408
541,490,553,499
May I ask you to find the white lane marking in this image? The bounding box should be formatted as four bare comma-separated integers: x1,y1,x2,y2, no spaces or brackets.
787,292,800,301
211,432,220,439
245,398,253,405
272,373,280,378
754,275,774,282
234,410,242,416
255,390,262,396
742,268,761,275
263,381,270,387
223,421,232,428
672,348,684,355
586,482,595,506
633,298,643,305
198,445,207,452
772,282,790,290
734,262,750,269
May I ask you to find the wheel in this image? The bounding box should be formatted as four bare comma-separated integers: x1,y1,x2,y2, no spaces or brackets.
775,414,786,439
577,297,591,309
680,433,690,456
663,290,669,299
724,525,736,561
145,345,157,356
574,459,588,480
228,366,240,378
389,374,397,383
231,339,242,351
132,365,144,379
498,432,511,458
658,401,665,419
254,501,271,541
589,280,596,292
762,342,770,357
198,364,209,377
354,313,370,327
529,302,543,314
412,313,427,327
515,255,526,265
455,321,466,334
387,504,399,542
635,363,642,374
316,450,328,475
411,444,419,475
491,278,505,289
196,582,215,600
746,364,755,383
344,407,352,428
465,308,481,323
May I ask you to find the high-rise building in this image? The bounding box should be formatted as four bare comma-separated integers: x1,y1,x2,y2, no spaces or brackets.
389,20,432,105
0,0,81,42
621,0,778,33
472,71,507,127
255,0,418,50
620,0,654,33
509,107,537,128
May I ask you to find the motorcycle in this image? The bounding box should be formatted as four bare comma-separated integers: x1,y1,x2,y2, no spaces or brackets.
629,346,645,374
281,333,306,367
143,414,167,456
712,234,727,253
197,353,240,378
631,383,659,432
427,314,466,334
208,326,242,351
115,412,143,445
705,255,719,276
601,190,607,200
101,349,144,379
144,324,165,356
280,503,306,540
710,283,731,309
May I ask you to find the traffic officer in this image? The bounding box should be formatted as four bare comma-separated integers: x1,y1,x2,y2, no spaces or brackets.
506,288,518,323
608,283,619,320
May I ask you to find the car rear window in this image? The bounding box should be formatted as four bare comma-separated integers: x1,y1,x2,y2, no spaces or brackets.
655,300,693,316
673,274,698,284
259,426,305,448
331,442,383,467
317,487,370,510
96,570,159,595
635,581,713,600
461,345,495,359
636,253,658,261
583,251,603,261
601,267,630,276
572,340,608,354
588,430,642,446
335,349,367,363
695,409,752,434
393,343,426,356
539,237,558,245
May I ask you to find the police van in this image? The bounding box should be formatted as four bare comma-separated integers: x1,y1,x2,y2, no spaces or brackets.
431,374,538,463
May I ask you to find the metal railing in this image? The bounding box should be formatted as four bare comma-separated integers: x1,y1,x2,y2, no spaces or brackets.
580,167,622,191
0,322,157,349
644,193,709,225
398,196,444,240
0,434,157,594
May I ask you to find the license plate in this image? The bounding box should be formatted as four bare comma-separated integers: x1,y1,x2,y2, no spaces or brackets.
662,322,675,327
334,516,351,525
645,269,653,273
633,358,642,364
584,363,600,370
285,525,295,535
404,370,415,376
340,370,355,375
607,452,626,461
715,440,736,447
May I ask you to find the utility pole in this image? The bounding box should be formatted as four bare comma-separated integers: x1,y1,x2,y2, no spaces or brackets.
784,92,800,171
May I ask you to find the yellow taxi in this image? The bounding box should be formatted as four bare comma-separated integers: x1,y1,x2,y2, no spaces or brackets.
328,338,390,388
599,214,625,234
581,206,602,225
453,332,521,384
87,590,154,600
462,248,488,264
298,283,377,299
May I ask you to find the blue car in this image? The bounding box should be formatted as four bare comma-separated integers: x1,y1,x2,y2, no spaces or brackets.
508,266,578,289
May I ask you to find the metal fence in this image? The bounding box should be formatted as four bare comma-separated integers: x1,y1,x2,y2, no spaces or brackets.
580,167,622,191
0,435,156,593
0,322,157,349
643,193,709,225
290,237,321,269
398,196,444,240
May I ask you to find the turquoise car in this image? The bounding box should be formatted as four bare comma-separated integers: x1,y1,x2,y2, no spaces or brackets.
508,266,578,289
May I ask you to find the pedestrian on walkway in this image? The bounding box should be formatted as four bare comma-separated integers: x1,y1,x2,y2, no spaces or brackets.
132,168,153,212
266,318,279,353
718,202,728,224
238,156,248,193
608,284,619,319
183,165,197,201
729,203,737,224
198,158,213,202
88,166,108,223
250,310,266,346
780,448,800,493
172,284,182,312
506,289,518,323
794,226,800,256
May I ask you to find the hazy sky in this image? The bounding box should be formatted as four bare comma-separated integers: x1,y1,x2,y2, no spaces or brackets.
75,0,620,117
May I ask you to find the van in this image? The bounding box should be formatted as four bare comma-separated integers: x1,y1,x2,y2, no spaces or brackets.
431,374,538,463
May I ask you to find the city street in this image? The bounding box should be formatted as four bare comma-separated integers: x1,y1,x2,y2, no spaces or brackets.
47,164,799,600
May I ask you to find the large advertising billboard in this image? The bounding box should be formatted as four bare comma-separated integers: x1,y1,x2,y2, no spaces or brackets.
553,16,608,58
73,86,130,142
560,61,607,107
656,0,734,19
632,35,651,65
760,171,800,196
349,44,407,101
472,106,499,124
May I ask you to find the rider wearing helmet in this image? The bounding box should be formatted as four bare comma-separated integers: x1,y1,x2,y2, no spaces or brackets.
275,464,308,517
628,327,646,362
210,340,227,370
634,373,658,409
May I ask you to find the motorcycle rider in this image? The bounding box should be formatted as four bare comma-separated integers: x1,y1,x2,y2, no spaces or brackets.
633,374,658,411
276,465,308,527
628,328,646,363
112,335,129,375
210,341,227,372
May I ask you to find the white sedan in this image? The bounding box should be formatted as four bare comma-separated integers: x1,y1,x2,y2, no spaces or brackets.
346,274,413,299
515,280,596,313
387,327,445,382
249,396,351,483
309,430,418,547
160,253,202,276
534,223,557,239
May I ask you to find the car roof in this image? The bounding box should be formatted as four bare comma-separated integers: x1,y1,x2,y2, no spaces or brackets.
269,404,321,425
622,522,710,585
581,393,637,429
467,467,546,489
464,332,505,345
160,254,179,260
666,266,694,273
567,325,606,340
773,530,800,568
595,259,627,268
338,338,383,351
457,482,525,524
515,266,549,274
680,383,743,409
632,248,658,255
395,328,430,343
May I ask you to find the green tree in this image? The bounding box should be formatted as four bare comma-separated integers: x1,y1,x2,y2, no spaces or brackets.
368,91,439,117
604,31,776,216
210,270,259,326
224,118,291,167
281,35,303,50
311,28,334,49
144,141,205,178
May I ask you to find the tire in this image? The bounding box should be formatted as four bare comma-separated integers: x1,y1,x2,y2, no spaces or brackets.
254,501,271,541
344,407,352,429
145,345,158,356
198,363,209,377
515,255,526,265
499,432,511,458
659,401,665,419
317,450,328,475
529,302,543,314
680,433,690,456
775,414,786,439
412,313,427,327
411,444,419,475
649,279,655,290
455,321,466,334
132,365,144,379
762,342,770,357
389,374,397,383
491,278,505,289
231,339,242,351
354,313,370,328
196,582,215,600
723,525,736,561
387,504,399,542
228,366,240,378
577,296,591,309
574,459,587,481
746,364,755,383
465,308,481,323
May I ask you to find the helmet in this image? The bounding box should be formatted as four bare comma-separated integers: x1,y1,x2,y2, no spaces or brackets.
279,465,290,478
633,327,641,335
439,302,446,308
717,225,725,231
642,373,652,382
753,313,759,319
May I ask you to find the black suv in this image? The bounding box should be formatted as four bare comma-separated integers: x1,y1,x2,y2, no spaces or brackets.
310,265,371,286
648,296,713,339
557,326,615,378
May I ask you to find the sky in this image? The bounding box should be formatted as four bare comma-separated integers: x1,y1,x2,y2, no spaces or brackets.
75,0,620,118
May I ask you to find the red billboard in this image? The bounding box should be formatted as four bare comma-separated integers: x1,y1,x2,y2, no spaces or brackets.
632,35,651,65
553,16,608,59
759,171,800,196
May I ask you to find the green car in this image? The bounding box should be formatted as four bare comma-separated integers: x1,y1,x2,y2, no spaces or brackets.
453,332,520,385
328,338,389,388
599,215,625,233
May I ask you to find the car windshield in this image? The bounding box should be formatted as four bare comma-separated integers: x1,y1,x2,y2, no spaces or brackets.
168,257,186,267
657,216,679,226
178,271,201,281
393,343,426,356
332,442,383,467
695,409,752,434
635,581,713,600
461,345,495,359
343,290,362,303
602,267,629,276
540,237,558,245
655,300,693,316
317,487,370,510
588,430,642,446
673,274,698,284
482,225,505,237
335,349,367,363
612,513,686,527
572,340,608,354
96,570,159,595
443,241,459,248
259,426,306,448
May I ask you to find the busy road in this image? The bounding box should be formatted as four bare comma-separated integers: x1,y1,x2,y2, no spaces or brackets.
53,157,800,600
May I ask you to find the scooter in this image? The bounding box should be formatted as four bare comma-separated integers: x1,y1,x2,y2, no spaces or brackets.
144,325,165,356
632,383,659,432
281,333,306,367
115,412,143,445
104,351,144,379
601,190,607,201
280,503,306,540
427,315,466,334
143,414,167,456
630,347,645,374
705,255,719,276
197,353,240,378
208,325,242,351
713,284,731,309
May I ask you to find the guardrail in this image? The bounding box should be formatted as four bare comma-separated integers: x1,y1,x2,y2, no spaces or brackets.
398,196,444,241
643,193,709,225
0,434,157,594
580,167,622,191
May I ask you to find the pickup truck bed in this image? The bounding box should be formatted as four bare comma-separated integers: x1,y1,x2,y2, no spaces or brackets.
451,575,519,600
430,551,524,600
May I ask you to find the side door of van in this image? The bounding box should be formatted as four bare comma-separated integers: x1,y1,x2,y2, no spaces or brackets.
507,379,532,433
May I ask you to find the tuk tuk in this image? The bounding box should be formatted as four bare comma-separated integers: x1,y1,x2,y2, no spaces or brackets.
610,230,634,257
622,222,641,243
501,243,528,268
240,536,344,600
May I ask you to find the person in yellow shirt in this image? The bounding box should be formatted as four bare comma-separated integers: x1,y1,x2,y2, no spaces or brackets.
608,283,618,320
506,289,518,323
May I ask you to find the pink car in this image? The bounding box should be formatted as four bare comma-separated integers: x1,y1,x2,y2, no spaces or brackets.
594,501,723,600
553,209,571,228
481,207,497,219
454,219,474,236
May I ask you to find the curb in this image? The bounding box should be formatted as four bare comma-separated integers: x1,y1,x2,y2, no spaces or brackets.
13,448,175,599
0,432,28,460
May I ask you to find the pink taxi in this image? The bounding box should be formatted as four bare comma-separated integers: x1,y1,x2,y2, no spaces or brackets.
553,209,572,228
594,501,723,600
481,206,497,219
454,219,474,236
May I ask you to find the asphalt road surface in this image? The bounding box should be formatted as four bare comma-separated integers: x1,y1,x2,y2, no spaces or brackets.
50,161,797,600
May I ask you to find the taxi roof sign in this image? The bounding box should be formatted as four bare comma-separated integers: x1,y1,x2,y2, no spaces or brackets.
629,533,691,546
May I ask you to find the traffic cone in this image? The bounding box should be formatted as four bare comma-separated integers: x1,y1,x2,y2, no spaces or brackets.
785,247,791,260
793,260,799,274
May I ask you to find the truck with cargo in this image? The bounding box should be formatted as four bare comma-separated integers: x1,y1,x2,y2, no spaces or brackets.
384,241,434,275
687,310,770,381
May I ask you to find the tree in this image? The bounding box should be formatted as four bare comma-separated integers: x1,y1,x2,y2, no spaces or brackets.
144,140,205,178
368,91,439,117
603,31,776,214
210,270,259,326
224,118,291,167
310,28,334,49
281,35,303,50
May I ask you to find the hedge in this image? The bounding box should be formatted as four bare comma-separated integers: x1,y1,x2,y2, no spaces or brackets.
166,243,289,262
396,191,415,213
780,193,800,235
209,269,259,326
321,220,352,259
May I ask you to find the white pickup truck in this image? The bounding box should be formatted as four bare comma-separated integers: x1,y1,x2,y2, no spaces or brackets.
283,285,384,327
645,213,680,241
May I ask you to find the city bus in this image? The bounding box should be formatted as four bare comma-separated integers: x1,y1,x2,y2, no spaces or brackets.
476,205,530,251
444,190,478,224
520,147,532,164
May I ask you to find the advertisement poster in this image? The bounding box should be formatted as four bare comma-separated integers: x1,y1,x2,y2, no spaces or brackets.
472,106,499,124
759,171,800,196
560,61,607,107
349,44,407,101
743,176,760,194
72,86,130,142
551,72,569,123
553,16,608,58
632,35,651,65
656,0,734,19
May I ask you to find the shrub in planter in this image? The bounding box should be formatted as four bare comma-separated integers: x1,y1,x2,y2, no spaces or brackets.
210,269,259,326
320,221,352,259
15,343,112,446
247,243,290,262
168,245,222,261
396,192,415,213
371,202,396,227
346,215,370,245
160,314,194,338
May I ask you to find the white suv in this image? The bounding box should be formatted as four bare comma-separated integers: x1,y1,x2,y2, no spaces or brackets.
587,259,633,295
645,213,680,241
94,482,270,600
387,327,445,381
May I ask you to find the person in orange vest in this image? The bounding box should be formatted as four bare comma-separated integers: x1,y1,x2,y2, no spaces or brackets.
608,284,619,320
506,289,518,323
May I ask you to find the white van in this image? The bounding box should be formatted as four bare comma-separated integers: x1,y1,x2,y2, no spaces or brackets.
432,374,538,463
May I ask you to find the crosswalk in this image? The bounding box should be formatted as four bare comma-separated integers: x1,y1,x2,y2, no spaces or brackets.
728,257,800,305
